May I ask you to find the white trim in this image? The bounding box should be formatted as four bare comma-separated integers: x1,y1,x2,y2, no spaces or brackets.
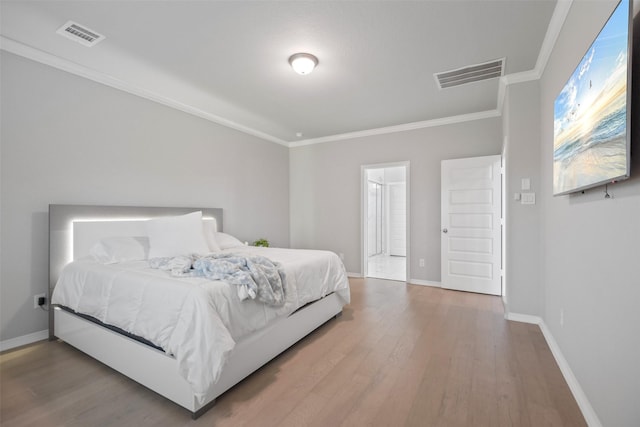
361,165,368,279
504,312,542,324
1,0,572,151
290,110,501,147
502,69,541,86
294,1,574,147
505,312,603,427
534,0,573,77
1,1,573,149
500,1,573,88
497,77,507,114
0,329,48,352
497,1,573,115
0,36,288,147
346,272,363,278
405,165,411,282
409,279,441,288
0,36,499,149
537,321,603,427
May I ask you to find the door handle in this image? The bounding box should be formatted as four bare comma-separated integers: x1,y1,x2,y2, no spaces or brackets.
442,228,448,234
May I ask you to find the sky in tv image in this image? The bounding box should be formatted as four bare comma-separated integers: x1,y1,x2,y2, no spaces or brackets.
553,0,629,195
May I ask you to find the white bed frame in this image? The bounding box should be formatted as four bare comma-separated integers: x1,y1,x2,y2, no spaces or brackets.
49,205,345,418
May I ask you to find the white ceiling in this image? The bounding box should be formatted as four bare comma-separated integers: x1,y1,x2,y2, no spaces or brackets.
0,1,559,145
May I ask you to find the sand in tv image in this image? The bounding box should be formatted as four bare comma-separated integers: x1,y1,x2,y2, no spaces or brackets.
553,0,629,195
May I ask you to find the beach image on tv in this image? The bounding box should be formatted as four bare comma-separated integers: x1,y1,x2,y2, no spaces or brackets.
553,0,629,195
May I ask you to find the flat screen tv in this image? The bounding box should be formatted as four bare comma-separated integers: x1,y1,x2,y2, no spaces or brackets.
553,0,633,196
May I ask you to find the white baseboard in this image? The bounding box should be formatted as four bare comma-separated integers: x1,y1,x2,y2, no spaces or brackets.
346,272,363,278
409,279,441,287
0,329,48,352
504,312,542,324
537,321,603,427
505,311,602,427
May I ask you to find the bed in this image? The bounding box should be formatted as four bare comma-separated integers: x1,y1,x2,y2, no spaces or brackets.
48,204,350,418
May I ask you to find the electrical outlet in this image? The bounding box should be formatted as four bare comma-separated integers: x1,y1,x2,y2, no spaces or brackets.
33,293,46,309
560,309,564,327
419,258,425,267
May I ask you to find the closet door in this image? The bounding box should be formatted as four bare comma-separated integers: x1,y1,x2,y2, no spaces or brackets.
388,182,406,256
367,181,383,256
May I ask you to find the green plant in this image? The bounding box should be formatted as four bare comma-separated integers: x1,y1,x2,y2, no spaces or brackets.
253,238,269,247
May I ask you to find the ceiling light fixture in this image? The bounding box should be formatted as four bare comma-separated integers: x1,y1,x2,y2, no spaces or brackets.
288,53,318,75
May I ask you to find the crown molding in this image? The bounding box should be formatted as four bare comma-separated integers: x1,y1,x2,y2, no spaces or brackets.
296,0,574,148
289,110,501,148
503,69,542,86
496,0,573,116
535,0,574,77
3,0,573,150
0,36,289,147
501,0,573,87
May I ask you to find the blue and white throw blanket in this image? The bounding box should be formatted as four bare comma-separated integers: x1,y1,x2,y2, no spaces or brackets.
149,253,286,306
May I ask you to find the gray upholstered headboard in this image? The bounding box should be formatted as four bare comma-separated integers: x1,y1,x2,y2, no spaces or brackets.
48,204,223,338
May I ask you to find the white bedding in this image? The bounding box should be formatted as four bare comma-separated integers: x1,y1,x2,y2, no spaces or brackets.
51,246,350,402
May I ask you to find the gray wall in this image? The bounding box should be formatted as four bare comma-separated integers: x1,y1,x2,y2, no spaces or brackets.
538,2,640,426
502,80,543,316
289,119,502,280
0,52,290,342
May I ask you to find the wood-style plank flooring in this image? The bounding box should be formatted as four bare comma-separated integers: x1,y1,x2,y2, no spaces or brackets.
0,278,586,426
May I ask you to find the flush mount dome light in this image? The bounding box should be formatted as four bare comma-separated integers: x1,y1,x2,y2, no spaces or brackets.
289,53,318,75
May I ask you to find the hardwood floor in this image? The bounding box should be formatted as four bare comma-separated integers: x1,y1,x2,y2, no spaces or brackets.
0,278,586,426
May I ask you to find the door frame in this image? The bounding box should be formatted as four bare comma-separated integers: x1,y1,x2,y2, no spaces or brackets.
361,161,410,282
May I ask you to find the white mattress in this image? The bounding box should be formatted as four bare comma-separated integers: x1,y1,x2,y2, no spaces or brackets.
51,246,350,402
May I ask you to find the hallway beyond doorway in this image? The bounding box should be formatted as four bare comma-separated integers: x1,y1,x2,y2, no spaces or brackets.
362,162,409,283
367,254,406,282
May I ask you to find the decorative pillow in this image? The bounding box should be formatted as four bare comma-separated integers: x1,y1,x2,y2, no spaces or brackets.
215,232,245,250
146,211,210,259
202,218,221,252
89,236,149,264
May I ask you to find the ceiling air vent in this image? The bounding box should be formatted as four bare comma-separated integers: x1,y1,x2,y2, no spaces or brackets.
435,58,504,89
56,21,105,47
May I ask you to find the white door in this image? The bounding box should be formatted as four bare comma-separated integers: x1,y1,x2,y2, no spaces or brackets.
388,182,406,256
441,155,501,295
367,181,383,256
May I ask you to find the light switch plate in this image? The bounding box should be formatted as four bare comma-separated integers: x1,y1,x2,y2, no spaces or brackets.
521,178,531,190
513,193,521,201
521,192,536,205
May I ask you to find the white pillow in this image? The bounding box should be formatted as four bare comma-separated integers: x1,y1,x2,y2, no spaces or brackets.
215,232,245,250
146,211,210,258
89,237,149,264
202,218,221,252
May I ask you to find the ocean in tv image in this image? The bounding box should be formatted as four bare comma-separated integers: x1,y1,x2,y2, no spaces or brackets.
553,0,629,195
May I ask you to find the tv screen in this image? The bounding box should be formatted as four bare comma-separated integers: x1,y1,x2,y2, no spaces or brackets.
553,0,632,196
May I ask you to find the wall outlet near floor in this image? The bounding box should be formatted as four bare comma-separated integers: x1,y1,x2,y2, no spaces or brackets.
560,309,564,327
33,293,46,309
419,258,425,267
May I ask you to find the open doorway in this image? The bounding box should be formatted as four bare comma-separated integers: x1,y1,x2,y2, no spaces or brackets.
362,162,409,282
